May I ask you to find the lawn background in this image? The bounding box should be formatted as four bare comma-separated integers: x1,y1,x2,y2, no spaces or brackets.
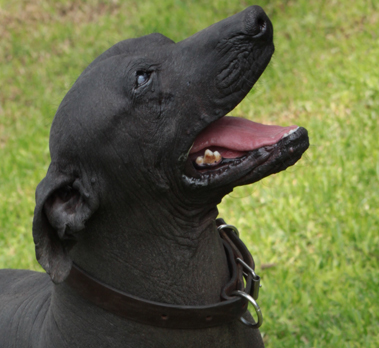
0,0,378,347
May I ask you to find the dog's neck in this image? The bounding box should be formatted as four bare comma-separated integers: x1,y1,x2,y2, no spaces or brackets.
44,202,252,347
42,183,261,346
64,202,230,306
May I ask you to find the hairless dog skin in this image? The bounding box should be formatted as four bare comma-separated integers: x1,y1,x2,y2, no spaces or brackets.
0,6,308,347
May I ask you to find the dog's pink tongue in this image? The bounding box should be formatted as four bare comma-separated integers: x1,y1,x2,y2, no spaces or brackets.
190,116,298,155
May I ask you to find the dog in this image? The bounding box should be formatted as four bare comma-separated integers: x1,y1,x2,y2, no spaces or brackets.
0,6,308,347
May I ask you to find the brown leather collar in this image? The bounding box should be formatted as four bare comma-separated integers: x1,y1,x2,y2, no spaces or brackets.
65,218,259,329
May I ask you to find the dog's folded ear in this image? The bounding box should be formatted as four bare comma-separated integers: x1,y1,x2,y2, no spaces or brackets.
33,164,99,284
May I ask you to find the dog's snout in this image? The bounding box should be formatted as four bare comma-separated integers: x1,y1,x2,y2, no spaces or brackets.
244,5,272,39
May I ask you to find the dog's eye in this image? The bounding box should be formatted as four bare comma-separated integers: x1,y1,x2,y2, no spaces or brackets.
136,71,151,87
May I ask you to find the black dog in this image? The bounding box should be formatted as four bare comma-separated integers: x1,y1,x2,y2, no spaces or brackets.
0,6,308,347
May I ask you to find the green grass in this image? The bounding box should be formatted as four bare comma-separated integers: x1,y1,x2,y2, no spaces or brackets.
1,0,378,346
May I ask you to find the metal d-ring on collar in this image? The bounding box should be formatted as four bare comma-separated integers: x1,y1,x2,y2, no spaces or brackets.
217,223,240,237
65,219,263,330
217,223,263,329
231,290,263,329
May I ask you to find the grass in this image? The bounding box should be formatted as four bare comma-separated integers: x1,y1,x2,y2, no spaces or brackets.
1,0,378,346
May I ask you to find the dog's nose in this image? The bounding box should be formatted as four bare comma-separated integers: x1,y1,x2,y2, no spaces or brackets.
244,5,272,39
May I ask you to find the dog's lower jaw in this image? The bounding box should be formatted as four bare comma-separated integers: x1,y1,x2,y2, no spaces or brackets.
182,127,309,191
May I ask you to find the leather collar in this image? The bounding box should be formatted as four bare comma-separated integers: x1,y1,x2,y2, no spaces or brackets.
65,218,260,329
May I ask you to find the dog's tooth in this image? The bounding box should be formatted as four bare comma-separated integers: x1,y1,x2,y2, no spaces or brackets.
194,149,223,167
203,149,222,165
204,149,214,157
214,151,221,162
203,149,214,163
196,156,204,165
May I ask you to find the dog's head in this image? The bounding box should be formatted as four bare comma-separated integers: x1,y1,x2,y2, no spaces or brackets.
33,6,309,283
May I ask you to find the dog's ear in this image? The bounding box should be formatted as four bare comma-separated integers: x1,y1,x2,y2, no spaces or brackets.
33,165,99,284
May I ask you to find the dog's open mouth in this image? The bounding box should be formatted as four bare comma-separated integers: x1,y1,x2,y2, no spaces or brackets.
189,116,299,170
183,116,309,189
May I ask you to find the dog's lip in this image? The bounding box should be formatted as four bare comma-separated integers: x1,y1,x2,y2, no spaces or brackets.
182,126,309,188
